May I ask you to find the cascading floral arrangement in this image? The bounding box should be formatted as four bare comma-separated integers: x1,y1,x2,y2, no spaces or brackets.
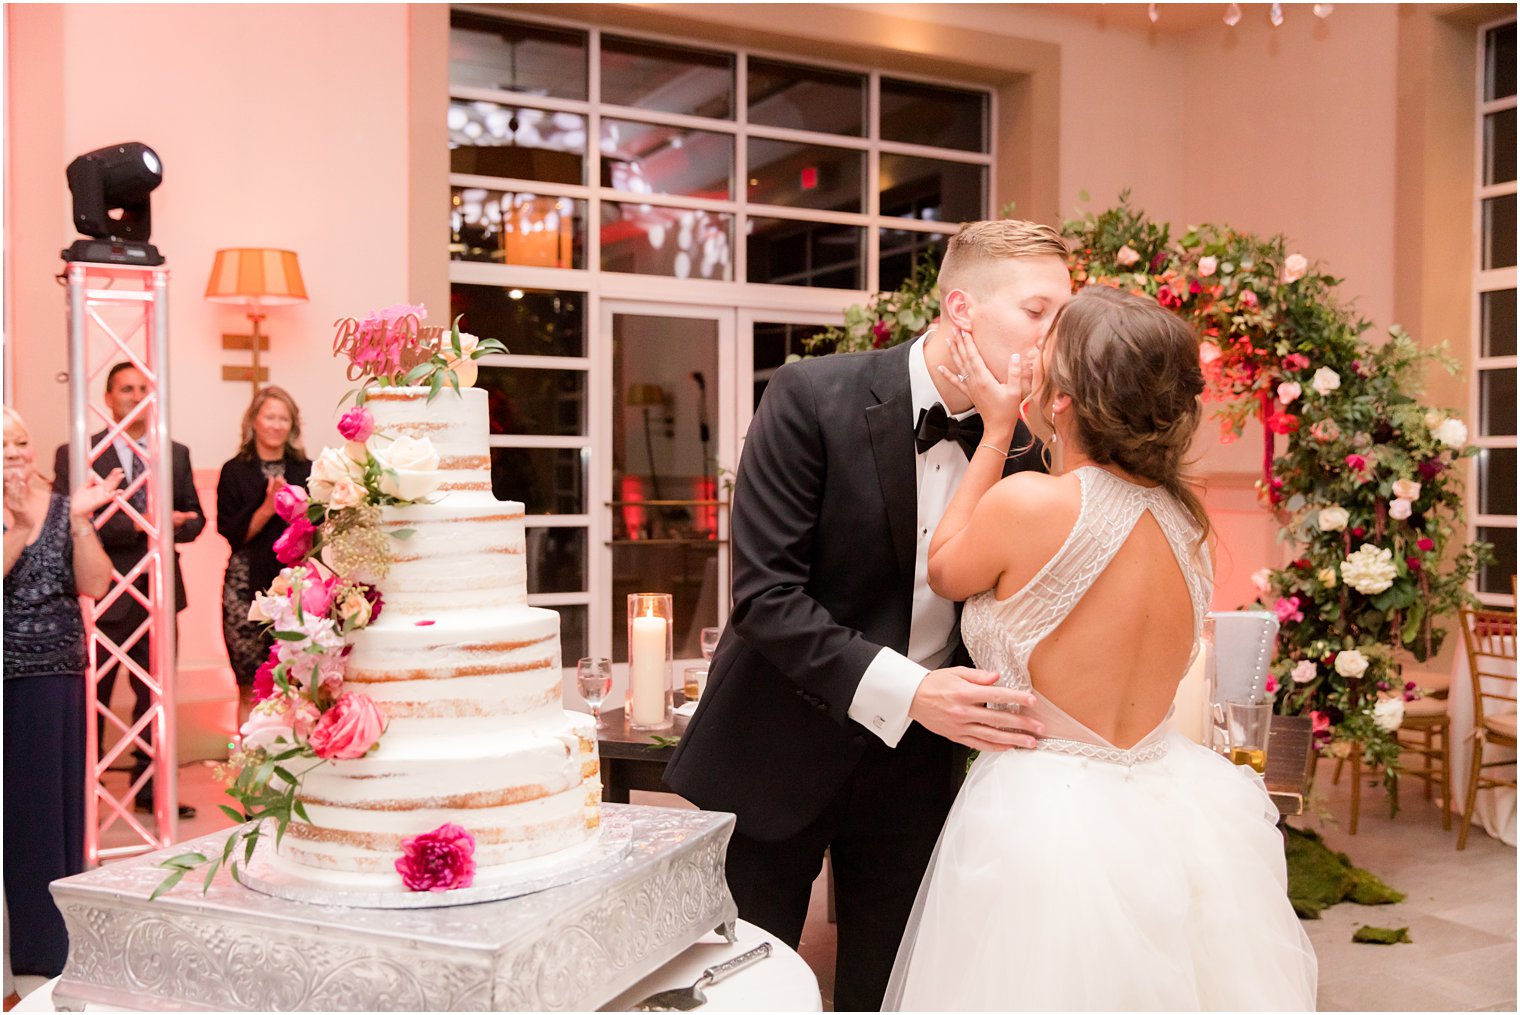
154,305,502,898
808,195,1490,795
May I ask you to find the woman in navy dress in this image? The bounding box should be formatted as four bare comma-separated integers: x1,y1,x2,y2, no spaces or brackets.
3,407,118,976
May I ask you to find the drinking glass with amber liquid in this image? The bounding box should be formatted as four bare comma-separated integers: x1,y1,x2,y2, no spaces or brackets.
1226,699,1272,774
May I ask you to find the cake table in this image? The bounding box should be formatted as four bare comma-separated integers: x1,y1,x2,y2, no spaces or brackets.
50,804,736,1011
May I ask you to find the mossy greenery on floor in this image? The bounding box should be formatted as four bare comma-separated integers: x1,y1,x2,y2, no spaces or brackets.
1286,825,1409,942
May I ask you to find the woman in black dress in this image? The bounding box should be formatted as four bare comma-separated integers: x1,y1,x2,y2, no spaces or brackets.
3,406,118,977
216,387,309,702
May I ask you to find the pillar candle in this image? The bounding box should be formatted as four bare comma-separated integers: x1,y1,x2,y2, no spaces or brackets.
630,614,668,726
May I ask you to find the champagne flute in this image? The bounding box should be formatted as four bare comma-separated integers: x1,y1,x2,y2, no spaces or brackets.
700,626,722,662
577,656,613,730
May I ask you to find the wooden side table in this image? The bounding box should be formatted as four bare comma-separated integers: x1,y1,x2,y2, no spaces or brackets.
596,707,685,803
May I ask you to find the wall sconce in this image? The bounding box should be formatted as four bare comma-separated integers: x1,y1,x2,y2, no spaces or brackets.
205,248,308,395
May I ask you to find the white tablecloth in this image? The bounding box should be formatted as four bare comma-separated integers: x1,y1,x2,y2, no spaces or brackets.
1448,647,1518,846
13,920,821,1012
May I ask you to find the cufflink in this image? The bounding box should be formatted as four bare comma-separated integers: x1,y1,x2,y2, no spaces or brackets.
872,716,885,729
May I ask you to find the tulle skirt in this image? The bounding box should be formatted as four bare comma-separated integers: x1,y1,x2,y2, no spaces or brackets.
883,729,1317,1011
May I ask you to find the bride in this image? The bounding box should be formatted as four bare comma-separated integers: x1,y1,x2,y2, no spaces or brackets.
883,285,1317,1011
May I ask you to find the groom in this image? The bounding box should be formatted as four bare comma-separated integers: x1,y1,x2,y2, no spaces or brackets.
665,220,1073,1010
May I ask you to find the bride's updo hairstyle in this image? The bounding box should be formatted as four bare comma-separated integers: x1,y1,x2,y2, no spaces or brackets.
1039,284,1211,547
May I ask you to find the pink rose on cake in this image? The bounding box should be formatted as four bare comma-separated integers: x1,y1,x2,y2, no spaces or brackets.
337,406,375,443
273,483,309,523
395,823,477,892
371,435,441,501
443,330,482,388
239,694,321,753
272,514,316,565
308,692,385,760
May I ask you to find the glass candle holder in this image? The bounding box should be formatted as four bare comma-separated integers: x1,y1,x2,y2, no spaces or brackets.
626,593,674,731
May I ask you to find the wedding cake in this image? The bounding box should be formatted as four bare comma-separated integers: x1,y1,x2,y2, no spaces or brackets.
273,386,602,889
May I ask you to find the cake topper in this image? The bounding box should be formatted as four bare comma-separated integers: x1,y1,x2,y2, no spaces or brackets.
332,302,506,400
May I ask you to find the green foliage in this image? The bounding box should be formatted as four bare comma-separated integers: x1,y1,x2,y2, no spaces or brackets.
1285,825,1402,919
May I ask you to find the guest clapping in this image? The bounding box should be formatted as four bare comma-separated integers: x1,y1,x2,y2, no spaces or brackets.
216,387,310,699
3,407,117,977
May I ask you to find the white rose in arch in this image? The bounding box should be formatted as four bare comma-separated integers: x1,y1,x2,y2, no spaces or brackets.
1251,568,1273,594
1282,253,1309,283
1388,498,1413,521
1317,506,1350,532
1433,417,1468,449
309,446,362,504
1340,544,1397,595
1115,244,1141,267
1373,696,1405,732
372,435,441,502
1311,367,1341,397
1277,381,1302,405
1197,255,1218,277
1391,478,1422,501
1334,649,1369,679
1291,660,1318,684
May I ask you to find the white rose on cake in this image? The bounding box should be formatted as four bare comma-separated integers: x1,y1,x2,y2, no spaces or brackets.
445,331,482,388
1340,544,1397,595
328,476,366,511
309,446,363,504
372,435,441,502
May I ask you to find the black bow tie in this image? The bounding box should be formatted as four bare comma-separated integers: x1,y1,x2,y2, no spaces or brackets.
914,403,983,458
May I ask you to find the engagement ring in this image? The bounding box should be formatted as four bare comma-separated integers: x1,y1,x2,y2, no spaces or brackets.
955,372,968,382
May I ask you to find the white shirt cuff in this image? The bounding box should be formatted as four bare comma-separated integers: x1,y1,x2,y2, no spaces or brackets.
848,648,928,747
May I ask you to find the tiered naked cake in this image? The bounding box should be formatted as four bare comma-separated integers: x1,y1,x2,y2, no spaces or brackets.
269,386,603,891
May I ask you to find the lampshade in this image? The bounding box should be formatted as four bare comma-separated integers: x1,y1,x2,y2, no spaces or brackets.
205,248,308,306
626,384,667,407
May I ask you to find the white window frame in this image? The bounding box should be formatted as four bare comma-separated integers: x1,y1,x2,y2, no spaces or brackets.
448,6,997,658
1472,17,1517,607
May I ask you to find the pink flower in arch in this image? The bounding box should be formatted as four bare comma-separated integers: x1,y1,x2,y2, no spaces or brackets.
1274,596,1305,624
1344,453,1369,475
1282,353,1311,372
395,823,477,892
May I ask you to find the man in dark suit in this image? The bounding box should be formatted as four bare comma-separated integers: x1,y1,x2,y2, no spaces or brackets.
665,221,1073,1011
54,362,205,819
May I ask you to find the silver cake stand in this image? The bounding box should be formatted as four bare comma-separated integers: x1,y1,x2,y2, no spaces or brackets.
236,811,634,909
51,804,738,1011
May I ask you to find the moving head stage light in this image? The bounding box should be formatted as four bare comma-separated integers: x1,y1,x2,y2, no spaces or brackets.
62,142,165,266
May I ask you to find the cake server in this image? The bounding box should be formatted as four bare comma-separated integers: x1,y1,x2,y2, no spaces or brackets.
631,941,773,1011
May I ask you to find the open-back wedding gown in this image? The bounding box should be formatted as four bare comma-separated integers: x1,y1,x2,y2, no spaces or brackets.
883,467,1318,1011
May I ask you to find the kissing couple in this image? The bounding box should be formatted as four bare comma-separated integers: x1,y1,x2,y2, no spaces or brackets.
666,219,1317,1011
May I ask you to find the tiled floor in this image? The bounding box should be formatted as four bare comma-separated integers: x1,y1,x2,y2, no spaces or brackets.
13,755,1516,1011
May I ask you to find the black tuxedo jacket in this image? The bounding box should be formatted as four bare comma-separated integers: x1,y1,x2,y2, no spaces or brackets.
663,341,1045,841
53,431,205,623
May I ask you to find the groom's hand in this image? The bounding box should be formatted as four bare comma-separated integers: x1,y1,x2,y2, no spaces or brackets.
908,668,1043,753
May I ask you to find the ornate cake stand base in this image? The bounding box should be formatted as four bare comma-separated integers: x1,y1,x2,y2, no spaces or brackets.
51,804,737,1012
236,812,633,909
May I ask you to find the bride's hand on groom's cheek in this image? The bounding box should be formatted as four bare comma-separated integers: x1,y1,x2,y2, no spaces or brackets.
908,667,1042,753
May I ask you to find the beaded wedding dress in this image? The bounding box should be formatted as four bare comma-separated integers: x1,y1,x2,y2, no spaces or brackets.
883,468,1318,1011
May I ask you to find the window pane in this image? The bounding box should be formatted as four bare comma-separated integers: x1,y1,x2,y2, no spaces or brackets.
449,101,585,184
880,229,949,294
601,203,733,279
1477,525,1517,596
555,604,587,666
1484,193,1517,270
747,58,865,136
747,218,863,289
880,78,988,153
476,365,586,437
880,154,986,223
600,119,733,199
1486,108,1517,186
601,35,733,119
752,322,834,409
611,542,721,662
525,526,587,594
1480,448,1517,517
1482,288,1517,358
489,446,585,515
1486,22,1516,102
450,285,585,358
448,14,587,100
451,188,584,268
1481,368,1517,436
748,139,863,213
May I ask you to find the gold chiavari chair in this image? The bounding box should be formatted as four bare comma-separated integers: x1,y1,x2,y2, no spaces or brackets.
1457,605,1518,850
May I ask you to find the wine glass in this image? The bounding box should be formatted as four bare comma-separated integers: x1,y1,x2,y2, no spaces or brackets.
700,626,722,662
577,656,613,729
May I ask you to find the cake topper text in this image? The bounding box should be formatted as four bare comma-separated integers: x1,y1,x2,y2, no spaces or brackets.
331,306,450,383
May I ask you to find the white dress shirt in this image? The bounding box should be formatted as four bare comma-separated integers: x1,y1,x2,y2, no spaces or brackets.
847,333,976,747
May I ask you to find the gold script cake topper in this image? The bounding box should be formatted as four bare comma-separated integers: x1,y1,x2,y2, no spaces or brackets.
332,304,453,383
